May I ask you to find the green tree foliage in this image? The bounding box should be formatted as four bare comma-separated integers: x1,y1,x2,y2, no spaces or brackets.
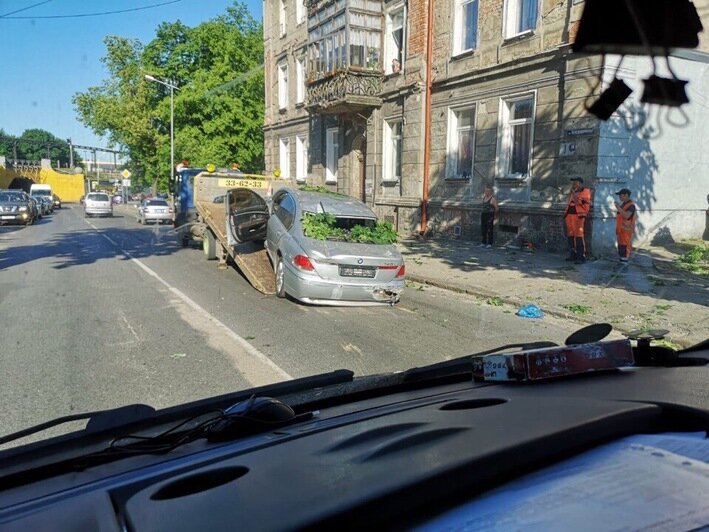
73,2,264,192
0,128,81,167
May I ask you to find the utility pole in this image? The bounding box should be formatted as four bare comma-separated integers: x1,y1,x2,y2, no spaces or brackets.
67,138,74,168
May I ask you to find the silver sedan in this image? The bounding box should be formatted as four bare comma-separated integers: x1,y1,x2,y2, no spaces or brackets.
137,199,173,225
264,188,405,306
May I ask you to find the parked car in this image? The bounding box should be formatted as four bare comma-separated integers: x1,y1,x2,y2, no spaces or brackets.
137,198,173,224
26,196,41,222
52,194,62,209
0,190,33,225
84,192,113,217
39,196,54,214
264,188,405,305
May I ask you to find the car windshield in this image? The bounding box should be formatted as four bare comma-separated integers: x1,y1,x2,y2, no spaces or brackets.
1,0,707,455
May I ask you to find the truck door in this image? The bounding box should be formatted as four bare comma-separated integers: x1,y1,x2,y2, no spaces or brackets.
226,188,270,245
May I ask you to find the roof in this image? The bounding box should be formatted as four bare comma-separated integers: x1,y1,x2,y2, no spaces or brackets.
292,189,377,218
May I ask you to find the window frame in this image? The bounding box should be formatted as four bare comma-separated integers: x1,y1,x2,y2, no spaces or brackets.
384,2,406,75
445,105,477,180
278,61,289,110
503,0,538,39
382,118,403,182
496,92,536,179
452,0,479,56
325,128,339,184
279,0,287,36
296,0,306,25
296,55,306,104
279,137,291,179
296,135,308,182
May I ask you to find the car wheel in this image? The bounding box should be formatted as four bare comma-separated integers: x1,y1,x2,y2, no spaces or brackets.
275,256,287,298
203,230,217,260
137,215,142,224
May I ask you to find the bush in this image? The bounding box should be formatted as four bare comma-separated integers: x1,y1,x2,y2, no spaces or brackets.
301,213,398,244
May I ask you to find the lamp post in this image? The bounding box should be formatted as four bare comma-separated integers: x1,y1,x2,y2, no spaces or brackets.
144,75,178,192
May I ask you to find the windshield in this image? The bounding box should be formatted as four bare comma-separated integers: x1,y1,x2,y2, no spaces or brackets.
1,0,707,452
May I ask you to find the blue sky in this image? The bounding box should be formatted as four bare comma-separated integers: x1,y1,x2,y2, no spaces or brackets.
0,0,262,162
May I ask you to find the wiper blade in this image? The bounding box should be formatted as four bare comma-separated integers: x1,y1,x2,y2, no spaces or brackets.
0,404,156,447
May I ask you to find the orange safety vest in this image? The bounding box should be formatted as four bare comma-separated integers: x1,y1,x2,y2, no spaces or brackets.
565,187,592,217
616,200,636,235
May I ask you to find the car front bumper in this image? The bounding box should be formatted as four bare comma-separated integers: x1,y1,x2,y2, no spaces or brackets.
0,212,30,224
285,266,405,306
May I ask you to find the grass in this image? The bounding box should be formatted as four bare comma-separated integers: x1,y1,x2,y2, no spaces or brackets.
652,338,683,351
674,242,709,275
563,304,592,315
487,297,504,306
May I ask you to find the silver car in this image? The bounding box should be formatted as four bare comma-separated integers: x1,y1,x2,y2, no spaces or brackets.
264,188,405,306
137,199,173,224
84,192,113,217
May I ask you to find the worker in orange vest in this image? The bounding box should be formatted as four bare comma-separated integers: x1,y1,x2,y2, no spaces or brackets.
614,188,636,262
564,177,592,264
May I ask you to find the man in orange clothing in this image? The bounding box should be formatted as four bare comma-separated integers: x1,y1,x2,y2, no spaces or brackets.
614,188,636,262
564,177,592,264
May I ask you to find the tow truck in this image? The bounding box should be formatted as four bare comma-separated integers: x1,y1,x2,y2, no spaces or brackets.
173,166,289,294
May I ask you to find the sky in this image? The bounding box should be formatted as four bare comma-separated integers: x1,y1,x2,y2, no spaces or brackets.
0,0,262,162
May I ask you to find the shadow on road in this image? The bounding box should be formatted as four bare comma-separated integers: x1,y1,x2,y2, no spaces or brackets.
0,226,181,270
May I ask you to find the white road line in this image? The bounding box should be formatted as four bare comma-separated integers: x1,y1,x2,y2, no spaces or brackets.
84,216,293,383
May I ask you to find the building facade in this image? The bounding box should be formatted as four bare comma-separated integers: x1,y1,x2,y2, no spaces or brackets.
264,0,709,254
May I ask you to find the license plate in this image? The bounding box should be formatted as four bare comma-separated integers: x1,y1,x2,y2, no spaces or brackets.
157,209,165,213
217,178,268,189
1,215,14,220
340,266,376,278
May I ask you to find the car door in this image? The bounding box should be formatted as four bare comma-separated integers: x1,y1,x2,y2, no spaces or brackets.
266,191,296,260
226,188,270,245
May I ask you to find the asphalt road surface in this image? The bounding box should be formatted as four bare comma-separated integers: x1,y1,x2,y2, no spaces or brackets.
0,204,583,444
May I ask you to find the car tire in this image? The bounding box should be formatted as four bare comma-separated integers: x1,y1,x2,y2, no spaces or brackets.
275,256,287,298
203,230,217,260
137,216,142,224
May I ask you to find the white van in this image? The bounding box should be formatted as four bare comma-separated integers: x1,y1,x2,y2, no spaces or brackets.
29,183,53,199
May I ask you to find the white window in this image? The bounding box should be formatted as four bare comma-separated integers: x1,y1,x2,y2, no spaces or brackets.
296,56,305,104
383,119,402,181
385,4,405,74
503,0,538,38
279,0,287,36
279,138,290,179
296,0,306,25
278,62,288,110
325,128,338,183
453,0,478,54
497,95,534,178
446,107,476,179
296,135,308,181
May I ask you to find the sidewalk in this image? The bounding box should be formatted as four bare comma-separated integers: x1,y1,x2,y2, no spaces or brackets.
398,238,708,347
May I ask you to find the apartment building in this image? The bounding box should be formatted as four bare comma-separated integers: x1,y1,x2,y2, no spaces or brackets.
264,0,709,253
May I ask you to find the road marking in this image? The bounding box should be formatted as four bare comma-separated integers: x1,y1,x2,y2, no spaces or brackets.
84,216,293,385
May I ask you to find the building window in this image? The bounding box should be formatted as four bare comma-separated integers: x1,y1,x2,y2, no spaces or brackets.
279,138,291,179
385,4,405,74
326,128,338,183
278,62,288,110
296,56,305,104
453,0,478,54
446,107,476,179
498,95,534,178
296,0,306,25
503,0,538,38
296,135,308,181
383,119,402,181
279,0,287,36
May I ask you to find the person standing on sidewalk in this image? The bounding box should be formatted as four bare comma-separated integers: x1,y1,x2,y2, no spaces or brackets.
614,188,636,262
564,177,592,263
480,185,499,249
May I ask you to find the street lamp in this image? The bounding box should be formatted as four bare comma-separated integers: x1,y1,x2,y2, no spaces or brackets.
144,74,178,192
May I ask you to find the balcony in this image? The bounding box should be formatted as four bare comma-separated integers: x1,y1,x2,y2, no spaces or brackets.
306,0,384,113
306,70,382,113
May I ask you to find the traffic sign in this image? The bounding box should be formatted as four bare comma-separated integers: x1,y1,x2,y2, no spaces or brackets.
121,169,132,178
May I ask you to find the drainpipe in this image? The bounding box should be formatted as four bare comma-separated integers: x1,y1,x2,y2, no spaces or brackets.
420,0,434,235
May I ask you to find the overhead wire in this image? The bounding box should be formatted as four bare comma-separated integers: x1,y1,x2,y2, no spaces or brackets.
0,0,54,18
0,0,183,19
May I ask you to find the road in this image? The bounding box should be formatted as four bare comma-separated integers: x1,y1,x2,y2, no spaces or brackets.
0,204,583,443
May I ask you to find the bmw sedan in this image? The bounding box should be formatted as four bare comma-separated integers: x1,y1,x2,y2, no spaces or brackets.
265,188,405,306
137,199,173,224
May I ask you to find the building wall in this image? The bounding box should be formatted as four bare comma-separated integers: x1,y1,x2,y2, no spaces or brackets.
263,0,309,177
592,52,709,254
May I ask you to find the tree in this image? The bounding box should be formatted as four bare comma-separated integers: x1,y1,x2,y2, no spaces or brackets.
73,1,265,192
0,129,81,167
